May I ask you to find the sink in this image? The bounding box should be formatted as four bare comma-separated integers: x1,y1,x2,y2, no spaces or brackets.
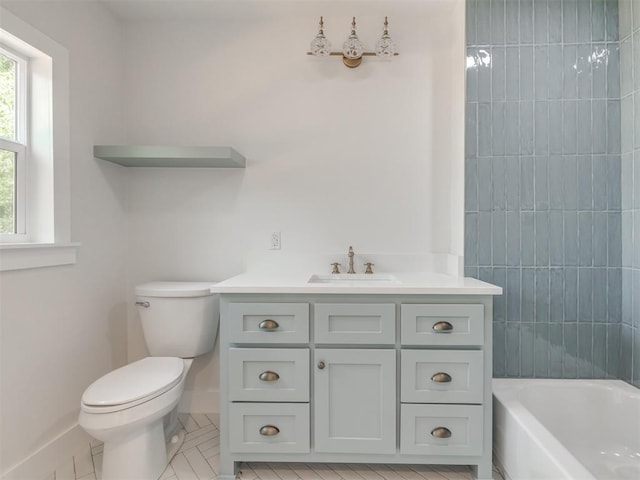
308,273,400,284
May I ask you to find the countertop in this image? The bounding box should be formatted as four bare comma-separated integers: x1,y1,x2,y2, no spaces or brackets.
210,270,502,295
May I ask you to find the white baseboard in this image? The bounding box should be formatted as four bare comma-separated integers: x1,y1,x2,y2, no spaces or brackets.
1,423,91,480
178,388,219,414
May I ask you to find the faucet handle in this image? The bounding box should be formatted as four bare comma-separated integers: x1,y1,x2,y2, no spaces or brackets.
331,262,341,274
364,262,374,274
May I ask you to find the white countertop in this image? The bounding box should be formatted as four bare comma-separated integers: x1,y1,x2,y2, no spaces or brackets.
211,270,502,295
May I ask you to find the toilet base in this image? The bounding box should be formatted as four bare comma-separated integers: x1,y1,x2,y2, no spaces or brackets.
102,418,167,480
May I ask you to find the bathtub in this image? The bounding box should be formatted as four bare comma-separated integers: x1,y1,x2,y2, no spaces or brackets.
493,379,640,480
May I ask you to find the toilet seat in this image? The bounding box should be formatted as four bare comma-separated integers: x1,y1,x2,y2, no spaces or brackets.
81,357,184,414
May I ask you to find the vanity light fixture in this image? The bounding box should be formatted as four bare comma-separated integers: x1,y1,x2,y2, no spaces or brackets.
308,16,399,68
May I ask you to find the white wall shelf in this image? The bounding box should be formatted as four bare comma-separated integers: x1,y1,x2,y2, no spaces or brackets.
93,145,246,168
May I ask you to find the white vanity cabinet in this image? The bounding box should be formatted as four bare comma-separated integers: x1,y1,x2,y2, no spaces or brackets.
218,294,494,480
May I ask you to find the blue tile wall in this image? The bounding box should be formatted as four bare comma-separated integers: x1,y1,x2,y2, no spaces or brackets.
619,0,640,388
466,0,623,379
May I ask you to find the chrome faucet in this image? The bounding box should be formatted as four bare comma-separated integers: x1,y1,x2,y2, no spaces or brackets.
347,246,356,274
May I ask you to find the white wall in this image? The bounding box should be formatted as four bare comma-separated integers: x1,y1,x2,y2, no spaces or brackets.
0,1,127,474
122,1,465,401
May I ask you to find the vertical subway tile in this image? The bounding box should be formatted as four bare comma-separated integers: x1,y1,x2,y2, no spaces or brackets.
577,101,592,154
535,156,549,210
622,269,632,325
608,267,622,322
592,0,606,42
548,45,564,100
493,156,506,210
466,156,479,211
549,211,564,266
466,49,479,102
564,323,579,378
548,0,563,43
506,267,521,321
493,321,506,377
521,156,535,209
506,210,521,266
479,266,493,284
505,102,520,154
478,157,493,210
492,46,506,101
521,268,536,322
565,211,579,265
520,0,534,44
592,100,607,155
579,267,594,321
607,100,621,155
563,46,578,100
491,0,506,44
505,0,519,45
578,155,593,209
535,268,550,322
578,211,594,266
521,323,535,377
576,0,592,43
592,44,607,99
505,157,521,210
635,32,640,92
549,155,564,209
493,211,507,266
635,211,640,267
565,267,579,321
633,328,640,387
607,43,621,99
494,267,508,322
622,211,633,266
593,212,608,266
534,322,550,377
635,152,640,208
506,46,520,101
534,46,549,101
520,101,534,155
465,266,479,278
477,49,492,102
608,155,621,210
550,268,565,322
493,102,506,155
549,102,563,154
478,103,492,156
466,103,478,159
478,211,492,265
605,0,619,42
593,267,608,321
535,211,550,266
593,323,607,378
535,101,549,154
577,45,593,100
506,322,521,376
520,46,534,101
563,0,578,44
534,0,548,44
619,0,633,40
563,156,578,210
563,101,578,154
578,323,594,378
621,37,633,97
633,0,640,33
465,213,478,266
549,323,564,378
476,0,492,45
608,212,622,267
521,212,535,265
466,0,478,46
606,323,620,377
620,324,632,380
621,97,633,155
633,270,640,328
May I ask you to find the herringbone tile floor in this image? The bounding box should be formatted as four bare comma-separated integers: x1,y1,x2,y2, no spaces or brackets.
50,414,503,480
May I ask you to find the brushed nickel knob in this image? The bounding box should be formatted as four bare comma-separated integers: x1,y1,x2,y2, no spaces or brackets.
259,425,280,436
431,372,452,383
258,371,280,382
318,361,326,370
432,321,453,332
431,427,452,439
258,319,279,331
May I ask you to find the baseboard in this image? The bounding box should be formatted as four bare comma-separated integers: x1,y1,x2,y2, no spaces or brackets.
179,388,219,414
1,423,91,480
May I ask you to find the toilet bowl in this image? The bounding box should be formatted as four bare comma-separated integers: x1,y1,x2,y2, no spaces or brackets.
79,282,219,480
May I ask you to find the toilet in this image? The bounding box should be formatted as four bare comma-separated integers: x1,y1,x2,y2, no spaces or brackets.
79,282,219,480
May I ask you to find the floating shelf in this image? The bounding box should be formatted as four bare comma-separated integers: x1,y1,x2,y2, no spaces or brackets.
93,145,246,168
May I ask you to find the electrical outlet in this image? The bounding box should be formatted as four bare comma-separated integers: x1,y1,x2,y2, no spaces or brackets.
270,231,281,250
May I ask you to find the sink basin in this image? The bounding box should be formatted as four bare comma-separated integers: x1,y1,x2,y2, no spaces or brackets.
308,273,400,284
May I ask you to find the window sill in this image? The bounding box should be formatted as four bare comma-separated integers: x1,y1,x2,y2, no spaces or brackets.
0,242,80,272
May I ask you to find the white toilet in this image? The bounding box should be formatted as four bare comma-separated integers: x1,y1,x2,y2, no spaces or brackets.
79,282,219,480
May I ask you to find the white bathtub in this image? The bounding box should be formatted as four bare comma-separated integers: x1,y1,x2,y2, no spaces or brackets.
493,379,640,480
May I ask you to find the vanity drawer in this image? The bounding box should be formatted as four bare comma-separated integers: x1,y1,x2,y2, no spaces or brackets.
227,303,309,344
401,350,483,404
228,348,309,402
400,404,483,456
314,303,395,344
401,304,484,346
229,402,310,453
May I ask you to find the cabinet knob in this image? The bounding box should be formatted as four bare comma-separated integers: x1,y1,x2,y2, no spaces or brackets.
259,425,280,436
317,361,326,370
432,321,453,333
259,371,280,382
258,319,279,331
430,372,452,383
431,427,452,439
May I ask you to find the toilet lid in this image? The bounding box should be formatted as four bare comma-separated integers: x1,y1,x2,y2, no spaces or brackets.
82,357,184,407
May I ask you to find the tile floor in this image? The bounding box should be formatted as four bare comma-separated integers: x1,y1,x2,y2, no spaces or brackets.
50,414,504,480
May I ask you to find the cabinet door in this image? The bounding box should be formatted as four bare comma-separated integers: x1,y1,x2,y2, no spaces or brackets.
314,349,395,454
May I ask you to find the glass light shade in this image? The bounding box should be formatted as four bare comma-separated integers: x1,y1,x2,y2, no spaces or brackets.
342,34,364,59
375,34,397,57
310,33,332,56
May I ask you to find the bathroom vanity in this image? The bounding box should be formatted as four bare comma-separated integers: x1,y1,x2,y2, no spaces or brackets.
212,270,500,480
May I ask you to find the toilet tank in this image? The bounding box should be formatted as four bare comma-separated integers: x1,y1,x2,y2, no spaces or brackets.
135,282,219,358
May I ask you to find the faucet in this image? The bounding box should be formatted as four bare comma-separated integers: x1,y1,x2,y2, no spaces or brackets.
347,246,356,274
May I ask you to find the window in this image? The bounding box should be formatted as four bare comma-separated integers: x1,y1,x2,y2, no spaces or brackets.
0,46,27,239
0,7,76,271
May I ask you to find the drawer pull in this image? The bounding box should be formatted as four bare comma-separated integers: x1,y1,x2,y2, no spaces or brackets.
317,361,326,370
431,427,452,439
259,425,280,436
431,372,452,383
432,321,453,333
258,319,280,331
258,370,280,382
